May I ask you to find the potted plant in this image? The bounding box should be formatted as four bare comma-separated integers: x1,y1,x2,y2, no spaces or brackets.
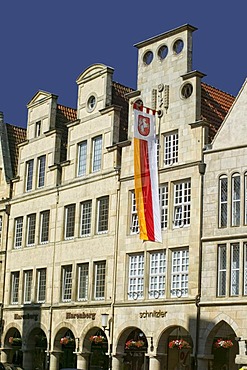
168,339,191,350
125,339,145,349
214,338,233,349
89,335,105,344
9,337,22,346
60,336,74,345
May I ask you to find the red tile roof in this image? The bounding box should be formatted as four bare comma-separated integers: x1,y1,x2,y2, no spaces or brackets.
201,82,235,142
6,124,27,177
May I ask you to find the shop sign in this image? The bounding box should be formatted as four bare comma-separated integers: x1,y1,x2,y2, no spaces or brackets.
139,310,167,318
14,313,38,321
66,312,96,320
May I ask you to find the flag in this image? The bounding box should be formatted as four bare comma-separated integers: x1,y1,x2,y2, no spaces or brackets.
133,103,162,243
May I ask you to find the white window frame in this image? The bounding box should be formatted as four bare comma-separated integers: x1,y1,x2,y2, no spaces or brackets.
160,184,168,230
14,217,23,249
244,243,247,295
78,141,87,176
26,159,34,191
94,261,106,300
219,175,228,227
231,173,240,227
128,254,144,300
64,204,75,239
23,270,33,304
37,268,46,303
37,155,46,188
174,181,191,228
92,136,102,172
171,248,189,298
149,251,166,299
62,265,73,302
130,191,139,234
40,210,50,244
96,196,109,234
230,243,240,296
26,214,36,246
11,272,20,304
164,131,178,166
217,244,227,297
80,200,92,237
77,263,89,301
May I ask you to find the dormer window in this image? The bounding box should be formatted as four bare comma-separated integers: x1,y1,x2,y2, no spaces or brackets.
87,95,96,112
35,121,41,137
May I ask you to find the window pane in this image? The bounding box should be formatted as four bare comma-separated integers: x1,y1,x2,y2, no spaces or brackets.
0,216,2,245
78,141,87,176
160,184,168,229
11,272,19,304
78,263,89,300
92,136,102,172
130,192,139,234
24,270,32,304
80,201,92,236
27,214,36,246
244,243,247,295
171,249,189,297
62,265,72,302
232,175,240,226
65,205,75,239
26,159,34,191
217,244,227,296
230,243,239,296
128,254,144,300
94,261,106,300
97,197,109,233
164,131,178,166
219,176,228,227
37,268,46,303
38,155,46,188
149,252,166,298
40,211,50,243
174,181,191,227
14,217,23,249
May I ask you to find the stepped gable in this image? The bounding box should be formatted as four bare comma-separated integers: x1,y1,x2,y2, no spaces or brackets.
56,104,77,162
6,123,26,178
201,82,235,142
112,81,134,142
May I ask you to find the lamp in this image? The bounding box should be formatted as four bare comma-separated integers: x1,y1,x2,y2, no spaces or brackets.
101,313,110,334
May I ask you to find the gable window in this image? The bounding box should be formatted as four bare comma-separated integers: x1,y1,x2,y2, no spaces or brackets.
11,272,20,304
23,270,33,304
149,251,166,299
231,173,240,226
230,243,240,296
65,204,76,239
219,175,228,227
62,265,72,302
35,121,41,137
94,261,106,300
80,200,92,237
26,214,36,246
40,210,50,244
171,248,189,297
217,244,227,296
164,131,178,166
37,268,46,303
174,180,191,227
96,196,109,234
14,217,23,249
38,155,46,188
78,141,87,176
26,159,34,191
128,254,144,300
77,263,89,301
92,136,102,172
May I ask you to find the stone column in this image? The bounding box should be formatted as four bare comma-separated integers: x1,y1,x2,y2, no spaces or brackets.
111,354,124,370
76,352,90,370
0,349,9,363
22,350,33,370
149,355,161,370
49,351,61,370
197,354,214,370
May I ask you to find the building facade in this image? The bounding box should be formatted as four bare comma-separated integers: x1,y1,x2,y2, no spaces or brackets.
0,24,243,370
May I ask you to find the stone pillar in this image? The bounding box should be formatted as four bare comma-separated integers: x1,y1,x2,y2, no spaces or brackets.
76,352,90,370
112,354,124,370
49,351,60,370
149,355,161,370
0,349,9,363
22,350,33,370
197,354,214,370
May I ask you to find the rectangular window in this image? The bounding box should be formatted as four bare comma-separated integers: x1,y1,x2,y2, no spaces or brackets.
174,181,191,227
96,196,109,234
217,244,227,296
23,270,32,304
11,272,20,304
37,155,46,188
92,136,102,172
149,251,166,299
14,217,23,249
94,261,106,300
27,214,36,246
160,184,168,230
232,174,240,226
171,249,189,297
80,200,92,237
230,243,240,296
40,210,50,244
219,176,228,227
128,254,144,300
37,268,46,303
35,121,41,137
245,174,247,225
244,243,247,295
26,159,34,191
62,265,73,302
130,191,139,234
77,263,89,301
78,141,87,176
0,215,2,245
164,131,178,166
65,204,76,239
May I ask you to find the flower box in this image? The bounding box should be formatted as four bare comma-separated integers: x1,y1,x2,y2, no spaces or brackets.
169,339,191,350
9,337,22,346
125,339,145,349
60,337,74,345
214,338,233,349
89,335,105,344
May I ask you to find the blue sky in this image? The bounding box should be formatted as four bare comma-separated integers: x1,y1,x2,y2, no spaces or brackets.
0,1,246,127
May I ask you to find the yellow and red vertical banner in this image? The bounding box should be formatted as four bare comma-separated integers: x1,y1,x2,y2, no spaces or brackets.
133,103,162,243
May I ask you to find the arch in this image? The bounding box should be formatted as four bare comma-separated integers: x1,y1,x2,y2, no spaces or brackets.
76,63,114,84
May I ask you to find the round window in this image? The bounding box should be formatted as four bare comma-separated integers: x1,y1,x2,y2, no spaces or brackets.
173,39,184,54
87,95,96,111
181,83,193,99
143,51,153,65
158,45,168,60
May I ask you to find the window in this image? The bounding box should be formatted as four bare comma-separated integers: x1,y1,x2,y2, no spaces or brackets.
149,251,166,299
65,204,76,239
92,136,102,172
230,243,240,296
160,184,168,229
231,174,240,226
245,173,247,225
171,249,189,297
26,214,36,246
38,155,46,188
128,254,144,300
164,131,178,166
219,175,228,227
23,270,32,304
11,272,20,304
217,244,227,296
77,263,89,301
130,191,139,234
62,265,73,302
94,261,106,300
174,181,191,227
244,243,247,295
96,196,109,234
26,159,34,191
78,141,87,176
37,268,46,303
0,215,2,245
14,217,23,249
35,121,41,137
40,210,50,244
80,200,92,237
